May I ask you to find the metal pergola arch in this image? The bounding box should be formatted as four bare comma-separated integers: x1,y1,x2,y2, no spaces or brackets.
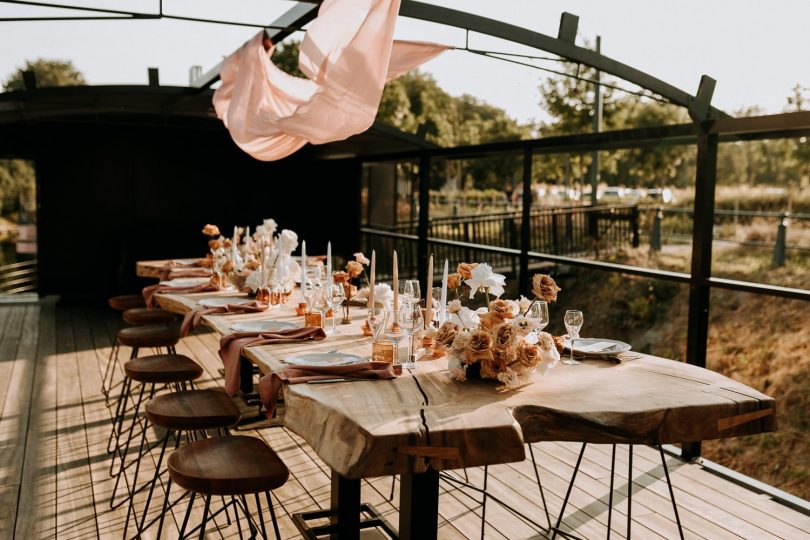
189,0,725,123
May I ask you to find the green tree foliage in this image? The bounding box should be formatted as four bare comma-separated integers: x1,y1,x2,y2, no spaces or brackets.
3,58,86,91
0,160,35,219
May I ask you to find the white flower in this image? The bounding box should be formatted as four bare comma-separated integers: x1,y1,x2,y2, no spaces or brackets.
536,332,560,374
353,252,370,265
465,263,506,299
245,270,262,292
447,355,467,382
513,315,540,334
518,295,532,313
449,306,479,328
355,283,393,308
449,332,471,354
278,229,298,254
505,299,520,316
497,367,520,388
447,299,462,314
262,219,278,237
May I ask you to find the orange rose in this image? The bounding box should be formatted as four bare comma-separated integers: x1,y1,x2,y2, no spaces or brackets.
457,263,479,280
332,271,350,284
532,274,560,303
202,224,220,237
464,329,494,365
493,323,518,350
519,342,541,368
244,260,260,271
346,260,364,278
435,321,459,346
208,239,221,250
447,273,462,289
489,299,515,319
221,260,234,274
223,238,232,249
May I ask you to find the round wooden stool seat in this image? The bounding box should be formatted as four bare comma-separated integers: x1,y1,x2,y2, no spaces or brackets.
145,390,240,431
109,294,146,311
168,436,289,496
124,354,202,384
117,325,180,349
122,307,176,326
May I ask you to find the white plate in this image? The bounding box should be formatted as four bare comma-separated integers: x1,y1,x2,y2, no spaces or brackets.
229,320,300,333
284,352,363,367
159,277,210,288
198,297,251,308
563,337,631,355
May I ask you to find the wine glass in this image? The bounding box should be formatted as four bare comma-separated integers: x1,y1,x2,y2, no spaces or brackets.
385,322,403,366
326,284,345,334
528,301,549,335
399,304,423,369
312,289,330,331
403,280,421,307
563,309,584,365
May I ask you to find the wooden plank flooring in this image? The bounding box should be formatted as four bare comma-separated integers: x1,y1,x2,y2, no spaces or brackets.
1,299,809,539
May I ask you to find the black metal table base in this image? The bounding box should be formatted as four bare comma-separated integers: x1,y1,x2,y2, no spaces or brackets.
551,444,684,540
292,503,398,540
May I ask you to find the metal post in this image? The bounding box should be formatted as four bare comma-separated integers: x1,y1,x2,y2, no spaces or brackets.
631,205,640,248
773,212,788,267
588,35,602,207
651,207,663,251
519,147,533,293
418,153,430,287
684,130,718,460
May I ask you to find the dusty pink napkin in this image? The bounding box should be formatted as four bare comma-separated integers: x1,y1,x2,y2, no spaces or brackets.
259,361,401,418
180,301,268,337
218,327,327,395
159,266,212,281
142,282,219,309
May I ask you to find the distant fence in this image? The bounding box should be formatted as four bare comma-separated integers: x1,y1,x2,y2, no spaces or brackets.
0,260,38,295
642,207,810,265
364,204,639,277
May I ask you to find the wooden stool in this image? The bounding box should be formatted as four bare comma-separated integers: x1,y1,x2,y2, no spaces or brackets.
108,354,202,509
122,307,176,326
127,390,241,538
169,436,289,539
109,294,146,311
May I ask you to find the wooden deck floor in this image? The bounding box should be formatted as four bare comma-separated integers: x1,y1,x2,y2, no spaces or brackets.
1,299,809,539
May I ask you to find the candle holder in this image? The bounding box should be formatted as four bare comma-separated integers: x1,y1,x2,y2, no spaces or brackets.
372,340,394,363
295,302,307,316
304,312,322,328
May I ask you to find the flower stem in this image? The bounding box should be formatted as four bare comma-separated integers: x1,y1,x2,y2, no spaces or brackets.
522,297,537,317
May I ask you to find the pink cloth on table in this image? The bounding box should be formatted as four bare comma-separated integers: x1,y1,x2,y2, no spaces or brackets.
259,362,401,418
212,0,448,162
142,282,219,309
218,327,327,396
159,267,212,281
180,301,268,337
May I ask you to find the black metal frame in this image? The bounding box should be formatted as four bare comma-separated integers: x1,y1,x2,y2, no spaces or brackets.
361,110,810,467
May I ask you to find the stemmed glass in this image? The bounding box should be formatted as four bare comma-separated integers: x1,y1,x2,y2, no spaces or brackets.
385,321,403,366
403,280,421,307
528,301,549,337
367,308,388,361
430,286,442,328
312,289,330,331
563,309,584,365
326,283,345,335
399,304,423,369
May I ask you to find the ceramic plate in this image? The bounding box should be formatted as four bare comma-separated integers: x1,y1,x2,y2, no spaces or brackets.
159,277,210,288
563,337,631,355
229,320,299,333
284,352,363,367
198,297,251,308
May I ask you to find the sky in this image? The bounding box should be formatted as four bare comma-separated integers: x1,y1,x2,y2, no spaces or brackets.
1,0,808,124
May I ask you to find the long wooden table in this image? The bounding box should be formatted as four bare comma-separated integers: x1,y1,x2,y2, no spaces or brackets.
152,285,776,539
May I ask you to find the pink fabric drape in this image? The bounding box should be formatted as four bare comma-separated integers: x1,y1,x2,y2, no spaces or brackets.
213,0,448,161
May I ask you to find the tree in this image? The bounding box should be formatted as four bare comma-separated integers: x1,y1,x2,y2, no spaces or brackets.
3,58,86,91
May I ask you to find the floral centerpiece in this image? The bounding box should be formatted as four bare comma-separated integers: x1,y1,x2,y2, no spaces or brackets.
333,252,370,323
439,262,562,388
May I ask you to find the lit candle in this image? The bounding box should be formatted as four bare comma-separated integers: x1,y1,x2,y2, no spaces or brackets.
326,241,332,283
392,250,398,312
369,250,376,310
425,254,433,328
301,240,307,289
439,259,448,324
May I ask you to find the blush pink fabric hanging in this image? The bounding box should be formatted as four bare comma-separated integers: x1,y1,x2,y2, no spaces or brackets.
213,0,447,161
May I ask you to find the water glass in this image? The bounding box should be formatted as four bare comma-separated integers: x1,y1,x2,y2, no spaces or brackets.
528,301,549,334
403,279,421,307
399,304,423,369
326,283,345,334
563,309,584,365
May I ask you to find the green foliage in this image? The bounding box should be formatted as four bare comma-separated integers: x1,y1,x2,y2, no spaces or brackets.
0,160,36,218
3,58,86,91
270,41,305,78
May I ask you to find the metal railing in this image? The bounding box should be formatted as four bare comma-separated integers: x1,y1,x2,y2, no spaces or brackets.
367,204,640,277
0,260,38,295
